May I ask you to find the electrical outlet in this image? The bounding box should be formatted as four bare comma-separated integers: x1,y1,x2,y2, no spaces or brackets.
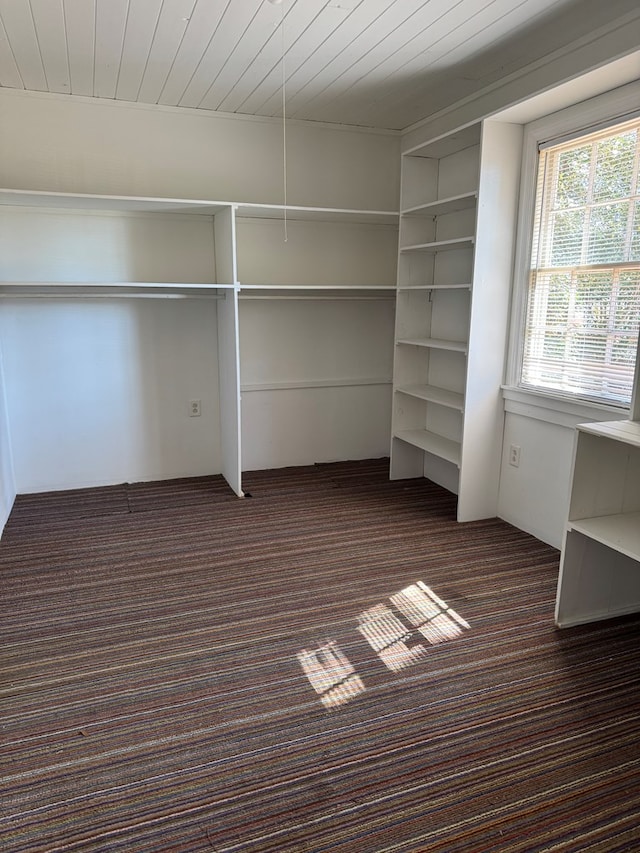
509,444,521,467
189,399,201,417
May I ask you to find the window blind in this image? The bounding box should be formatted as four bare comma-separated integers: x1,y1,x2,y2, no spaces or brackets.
521,116,640,406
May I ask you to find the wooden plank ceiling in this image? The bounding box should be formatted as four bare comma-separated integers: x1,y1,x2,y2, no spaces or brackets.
0,0,634,131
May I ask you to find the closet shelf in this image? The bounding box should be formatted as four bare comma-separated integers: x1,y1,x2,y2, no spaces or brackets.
402,192,477,218
234,203,398,225
239,284,395,291
0,188,232,215
405,124,481,159
395,429,461,466
0,188,399,225
0,282,233,298
400,237,474,253
395,384,464,411
242,377,391,392
396,337,468,353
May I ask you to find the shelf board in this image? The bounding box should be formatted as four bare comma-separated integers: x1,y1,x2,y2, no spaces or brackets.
404,124,481,159
395,384,464,410
239,284,395,291
402,192,477,218
234,203,399,225
394,429,461,466
242,377,391,392
0,188,232,216
238,285,395,300
400,237,474,254
0,282,233,298
396,337,468,353
0,189,399,225
398,283,472,291
568,511,640,562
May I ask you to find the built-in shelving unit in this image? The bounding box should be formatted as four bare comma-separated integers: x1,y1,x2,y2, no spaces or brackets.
390,119,524,521
556,420,640,627
0,188,399,496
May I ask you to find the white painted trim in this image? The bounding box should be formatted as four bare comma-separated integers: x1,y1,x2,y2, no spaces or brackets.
502,386,627,429
505,78,640,392
0,86,401,137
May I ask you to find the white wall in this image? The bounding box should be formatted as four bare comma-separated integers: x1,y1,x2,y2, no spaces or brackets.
498,415,576,547
0,89,400,210
239,297,395,471
0,297,221,493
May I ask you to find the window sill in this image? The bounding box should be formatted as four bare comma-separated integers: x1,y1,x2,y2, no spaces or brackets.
501,385,629,429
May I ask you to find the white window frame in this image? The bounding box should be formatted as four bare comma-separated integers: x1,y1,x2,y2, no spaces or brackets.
505,78,640,422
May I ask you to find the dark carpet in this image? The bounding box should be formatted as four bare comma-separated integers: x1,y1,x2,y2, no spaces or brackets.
1,459,639,852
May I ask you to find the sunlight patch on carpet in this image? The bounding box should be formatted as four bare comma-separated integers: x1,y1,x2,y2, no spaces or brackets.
297,581,469,709
297,641,366,709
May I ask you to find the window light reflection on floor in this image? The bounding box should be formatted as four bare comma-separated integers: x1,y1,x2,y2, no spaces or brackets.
297,581,470,709
391,581,470,645
297,641,366,709
357,603,427,672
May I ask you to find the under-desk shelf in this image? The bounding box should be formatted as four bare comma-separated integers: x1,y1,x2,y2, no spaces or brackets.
556,420,640,627
395,429,461,466
568,512,640,562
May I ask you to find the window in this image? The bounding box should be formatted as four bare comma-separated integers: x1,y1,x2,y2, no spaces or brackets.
521,116,640,407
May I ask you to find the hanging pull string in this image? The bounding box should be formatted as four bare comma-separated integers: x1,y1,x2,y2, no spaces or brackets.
268,0,287,242
280,0,288,242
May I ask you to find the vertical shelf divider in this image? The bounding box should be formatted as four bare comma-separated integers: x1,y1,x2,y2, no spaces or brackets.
215,205,243,497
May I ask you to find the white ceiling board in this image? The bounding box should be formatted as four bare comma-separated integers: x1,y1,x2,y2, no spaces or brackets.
286,0,465,121
93,0,128,99
329,0,533,126
261,0,395,118
283,0,435,118
198,1,285,112
0,0,47,90
178,0,263,108
64,0,95,96
156,0,229,106
114,0,164,101
30,0,70,94
242,3,351,117
300,0,529,124
217,0,328,115
0,14,22,89
136,0,197,103
0,0,639,130
322,0,593,128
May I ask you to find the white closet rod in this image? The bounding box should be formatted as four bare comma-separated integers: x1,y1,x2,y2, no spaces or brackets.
239,294,395,301
241,377,392,392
